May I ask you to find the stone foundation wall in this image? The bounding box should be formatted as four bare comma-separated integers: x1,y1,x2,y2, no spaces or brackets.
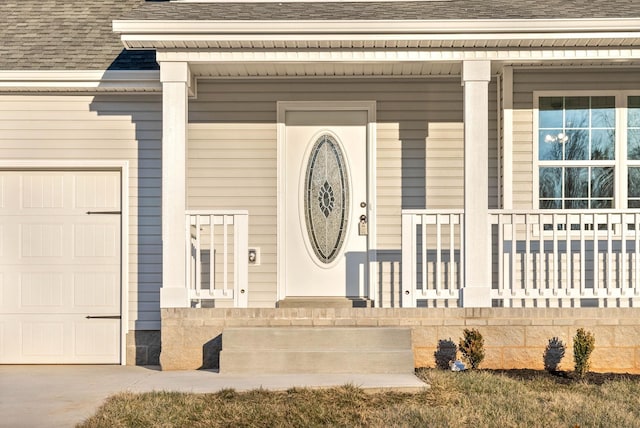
126,330,161,365
161,307,640,373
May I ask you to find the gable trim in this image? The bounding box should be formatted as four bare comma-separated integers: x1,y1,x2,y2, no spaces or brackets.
0,70,161,92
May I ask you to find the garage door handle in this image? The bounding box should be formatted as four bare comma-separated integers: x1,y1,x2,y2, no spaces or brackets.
86,315,121,319
86,211,121,215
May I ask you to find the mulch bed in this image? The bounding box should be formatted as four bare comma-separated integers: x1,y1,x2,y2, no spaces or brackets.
489,369,640,385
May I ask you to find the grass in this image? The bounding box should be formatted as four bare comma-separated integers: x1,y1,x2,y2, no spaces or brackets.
79,369,640,427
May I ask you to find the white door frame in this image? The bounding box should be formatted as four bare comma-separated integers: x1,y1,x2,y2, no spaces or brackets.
276,101,377,303
0,160,129,364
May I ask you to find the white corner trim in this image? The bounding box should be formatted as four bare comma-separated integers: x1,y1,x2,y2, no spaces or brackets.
0,70,161,92
502,66,514,209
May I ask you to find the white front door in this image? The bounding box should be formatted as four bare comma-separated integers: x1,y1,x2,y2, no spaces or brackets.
0,170,122,363
283,109,369,298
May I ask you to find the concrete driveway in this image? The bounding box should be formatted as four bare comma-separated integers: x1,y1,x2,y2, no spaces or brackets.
0,365,426,427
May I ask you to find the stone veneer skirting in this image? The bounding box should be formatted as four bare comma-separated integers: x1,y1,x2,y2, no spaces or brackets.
160,307,640,373
126,330,161,366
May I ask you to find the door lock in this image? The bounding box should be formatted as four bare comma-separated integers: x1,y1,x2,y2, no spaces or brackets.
359,214,368,236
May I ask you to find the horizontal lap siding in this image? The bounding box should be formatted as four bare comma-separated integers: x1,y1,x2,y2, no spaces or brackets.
0,94,162,330
190,79,492,307
188,123,277,307
512,69,640,209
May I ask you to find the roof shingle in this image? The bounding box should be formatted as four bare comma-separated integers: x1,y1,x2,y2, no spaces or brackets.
3,0,640,71
126,0,640,21
0,0,156,71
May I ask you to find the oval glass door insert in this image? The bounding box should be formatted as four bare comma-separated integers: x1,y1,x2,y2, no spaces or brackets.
304,134,350,264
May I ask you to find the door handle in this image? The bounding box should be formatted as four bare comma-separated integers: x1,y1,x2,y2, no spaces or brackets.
86,211,121,215
86,315,121,319
359,215,368,236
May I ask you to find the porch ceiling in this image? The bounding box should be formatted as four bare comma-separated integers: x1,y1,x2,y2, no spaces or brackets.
188,61,462,77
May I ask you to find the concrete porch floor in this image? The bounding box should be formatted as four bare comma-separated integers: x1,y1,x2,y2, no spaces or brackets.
0,365,427,428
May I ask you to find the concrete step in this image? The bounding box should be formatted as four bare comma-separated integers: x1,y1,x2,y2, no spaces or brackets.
222,327,411,351
219,327,414,374
220,350,415,374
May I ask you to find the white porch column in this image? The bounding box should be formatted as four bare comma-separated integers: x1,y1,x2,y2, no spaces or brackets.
160,62,190,308
461,60,492,307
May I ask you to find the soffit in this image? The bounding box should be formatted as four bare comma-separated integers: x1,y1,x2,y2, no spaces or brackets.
188,61,640,78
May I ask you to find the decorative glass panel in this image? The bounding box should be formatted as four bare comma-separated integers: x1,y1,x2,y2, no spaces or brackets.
304,134,349,264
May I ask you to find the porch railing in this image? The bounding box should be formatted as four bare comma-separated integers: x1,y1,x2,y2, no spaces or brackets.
185,210,249,307
491,210,640,307
401,209,640,307
401,210,464,307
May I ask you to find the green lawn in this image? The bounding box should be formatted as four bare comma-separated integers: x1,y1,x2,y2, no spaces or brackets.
79,369,640,427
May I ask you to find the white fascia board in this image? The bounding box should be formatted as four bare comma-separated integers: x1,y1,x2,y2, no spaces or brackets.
0,70,161,92
114,19,640,50
120,31,640,43
113,18,640,35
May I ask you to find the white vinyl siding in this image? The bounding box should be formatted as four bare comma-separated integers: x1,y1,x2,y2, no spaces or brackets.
0,94,162,330
188,123,276,307
512,69,640,209
189,79,496,306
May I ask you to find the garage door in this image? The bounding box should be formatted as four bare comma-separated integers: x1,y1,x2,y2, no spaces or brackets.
0,170,121,363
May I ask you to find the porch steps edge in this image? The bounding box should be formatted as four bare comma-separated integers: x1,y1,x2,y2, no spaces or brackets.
219,327,414,374
222,327,411,351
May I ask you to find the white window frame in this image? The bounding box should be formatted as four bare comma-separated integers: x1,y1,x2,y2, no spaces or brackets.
533,90,640,210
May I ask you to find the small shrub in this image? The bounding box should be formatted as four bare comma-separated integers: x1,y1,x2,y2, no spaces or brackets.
458,328,485,369
434,339,458,369
573,328,595,379
543,337,566,372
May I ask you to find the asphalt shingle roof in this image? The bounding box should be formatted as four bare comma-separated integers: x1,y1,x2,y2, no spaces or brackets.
0,0,157,71
2,0,640,71
125,0,640,21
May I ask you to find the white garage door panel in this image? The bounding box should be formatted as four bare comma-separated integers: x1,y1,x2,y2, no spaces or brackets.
0,315,120,363
0,170,121,364
0,270,118,314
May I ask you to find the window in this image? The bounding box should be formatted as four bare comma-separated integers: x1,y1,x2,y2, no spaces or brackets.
537,94,640,210
538,96,615,209
628,96,640,208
